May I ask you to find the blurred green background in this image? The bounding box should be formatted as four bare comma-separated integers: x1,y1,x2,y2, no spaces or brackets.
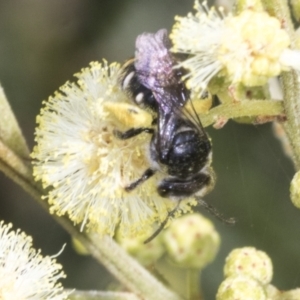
0,0,299,298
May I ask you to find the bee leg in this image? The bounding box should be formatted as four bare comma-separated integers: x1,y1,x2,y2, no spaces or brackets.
143,201,181,244
114,127,154,139
157,172,211,198
125,168,155,191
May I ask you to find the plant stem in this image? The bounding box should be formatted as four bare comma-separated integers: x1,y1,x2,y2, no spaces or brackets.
67,290,140,300
0,85,30,158
86,234,182,300
281,72,300,169
186,270,202,300
261,0,294,38
262,0,300,169
199,100,284,128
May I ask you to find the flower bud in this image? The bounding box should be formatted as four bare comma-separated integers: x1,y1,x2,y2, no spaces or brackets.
163,213,220,268
216,275,267,300
265,284,280,299
117,231,165,266
279,288,300,300
224,247,273,285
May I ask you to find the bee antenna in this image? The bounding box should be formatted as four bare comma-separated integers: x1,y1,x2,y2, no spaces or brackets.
196,197,236,225
143,201,181,244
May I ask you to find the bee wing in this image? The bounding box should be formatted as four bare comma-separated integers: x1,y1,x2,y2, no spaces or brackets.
134,29,208,139
155,85,209,140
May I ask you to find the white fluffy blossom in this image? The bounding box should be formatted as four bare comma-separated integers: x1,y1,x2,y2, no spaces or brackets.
0,221,69,300
32,61,196,238
171,1,295,91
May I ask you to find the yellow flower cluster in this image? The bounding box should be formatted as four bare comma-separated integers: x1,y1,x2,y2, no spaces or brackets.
118,213,220,268
219,10,290,86
171,1,291,91
217,247,300,300
32,61,196,238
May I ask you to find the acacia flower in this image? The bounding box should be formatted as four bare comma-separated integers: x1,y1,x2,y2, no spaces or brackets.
170,1,297,91
31,61,196,238
0,221,69,300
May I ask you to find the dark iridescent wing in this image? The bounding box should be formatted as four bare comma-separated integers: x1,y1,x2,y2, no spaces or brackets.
134,29,207,139
134,29,185,110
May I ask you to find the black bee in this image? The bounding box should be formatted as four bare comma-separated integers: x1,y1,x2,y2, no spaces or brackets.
116,29,232,241
117,29,213,197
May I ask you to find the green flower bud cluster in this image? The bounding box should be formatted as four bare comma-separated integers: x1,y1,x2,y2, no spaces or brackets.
117,213,220,269
217,247,300,300
163,213,220,268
